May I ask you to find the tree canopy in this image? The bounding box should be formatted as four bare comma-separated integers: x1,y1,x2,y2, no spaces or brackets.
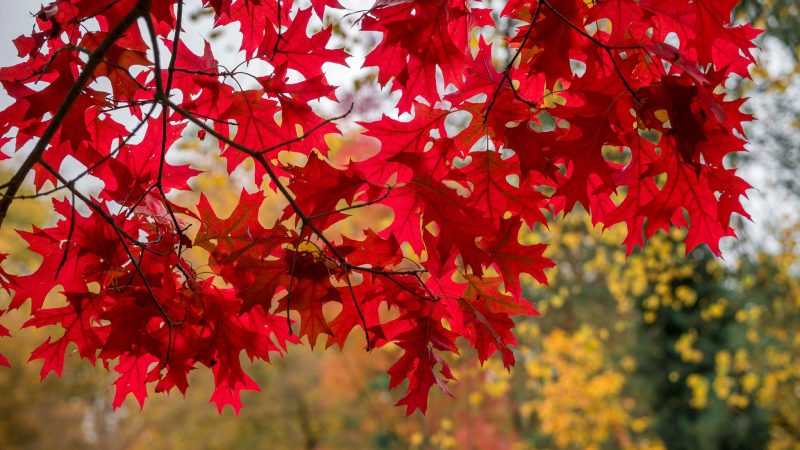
0,0,760,414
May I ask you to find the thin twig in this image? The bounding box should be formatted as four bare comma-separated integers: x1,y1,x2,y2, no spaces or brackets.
0,0,149,228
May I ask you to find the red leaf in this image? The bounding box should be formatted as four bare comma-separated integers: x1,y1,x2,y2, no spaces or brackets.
113,353,159,410
0,0,759,415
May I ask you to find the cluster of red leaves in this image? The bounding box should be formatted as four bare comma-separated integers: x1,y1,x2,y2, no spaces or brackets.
0,0,758,414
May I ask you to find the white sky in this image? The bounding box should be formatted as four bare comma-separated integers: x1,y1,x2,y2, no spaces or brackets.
0,1,42,83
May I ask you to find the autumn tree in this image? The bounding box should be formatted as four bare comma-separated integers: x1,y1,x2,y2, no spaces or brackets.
624,238,770,449
0,0,760,414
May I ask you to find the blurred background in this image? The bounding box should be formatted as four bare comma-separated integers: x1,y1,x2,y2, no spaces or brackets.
1,1,799,449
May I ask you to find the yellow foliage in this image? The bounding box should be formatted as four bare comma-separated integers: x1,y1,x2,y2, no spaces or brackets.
686,374,709,409
675,331,703,364
523,326,657,449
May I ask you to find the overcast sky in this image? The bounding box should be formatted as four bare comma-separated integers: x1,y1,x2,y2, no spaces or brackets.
0,1,41,70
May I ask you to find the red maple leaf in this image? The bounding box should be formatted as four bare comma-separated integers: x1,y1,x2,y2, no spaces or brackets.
0,0,759,415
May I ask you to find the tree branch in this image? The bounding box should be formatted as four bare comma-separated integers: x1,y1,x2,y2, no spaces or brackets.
0,0,150,228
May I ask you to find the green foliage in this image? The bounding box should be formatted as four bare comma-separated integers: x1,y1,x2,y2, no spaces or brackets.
628,245,769,450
